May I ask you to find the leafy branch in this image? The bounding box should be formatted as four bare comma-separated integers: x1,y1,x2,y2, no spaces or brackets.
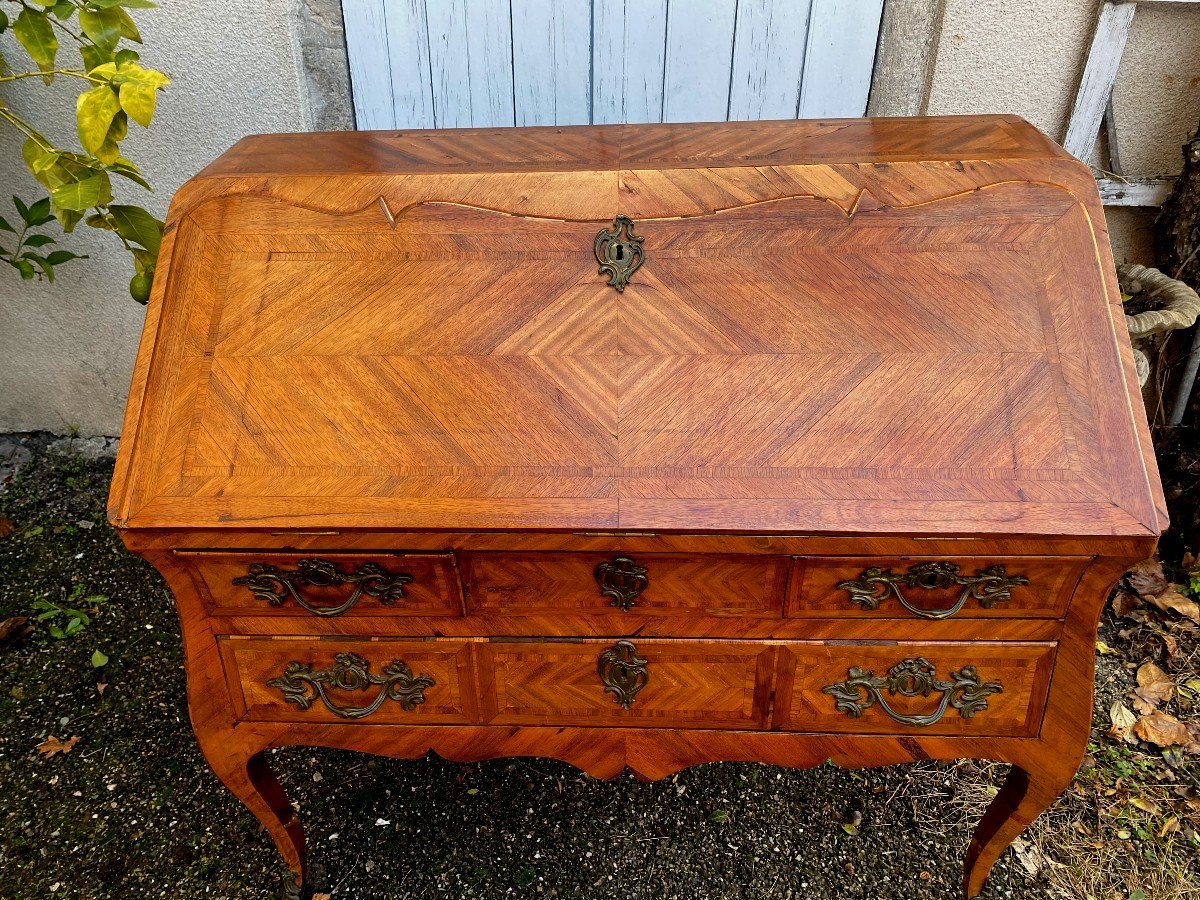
0,194,86,281
0,0,168,302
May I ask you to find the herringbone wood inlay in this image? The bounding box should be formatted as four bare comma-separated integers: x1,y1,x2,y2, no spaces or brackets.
109,118,1164,900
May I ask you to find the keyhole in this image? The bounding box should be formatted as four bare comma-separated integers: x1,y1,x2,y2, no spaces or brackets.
615,244,625,261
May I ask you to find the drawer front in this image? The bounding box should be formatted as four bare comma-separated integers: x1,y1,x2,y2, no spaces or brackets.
221,638,477,724
463,553,787,617
477,639,776,729
775,642,1054,737
788,556,1087,620
185,552,464,617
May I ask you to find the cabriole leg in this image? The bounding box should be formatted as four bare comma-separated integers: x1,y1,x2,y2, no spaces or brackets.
963,762,1074,898
198,733,308,893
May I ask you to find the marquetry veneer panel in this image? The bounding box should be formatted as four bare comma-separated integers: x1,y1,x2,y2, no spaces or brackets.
463,552,787,618
184,551,463,617
476,639,776,729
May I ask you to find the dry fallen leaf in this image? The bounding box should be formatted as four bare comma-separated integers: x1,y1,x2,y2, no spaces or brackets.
0,616,33,648
1131,694,1156,716
1145,588,1200,624
1108,701,1139,744
1112,589,1142,618
1132,710,1192,748
312,894,332,900
1157,631,1180,661
36,736,80,758
1125,560,1169,597
0,517,13,538
96,683,108,696
1135,661,1175,706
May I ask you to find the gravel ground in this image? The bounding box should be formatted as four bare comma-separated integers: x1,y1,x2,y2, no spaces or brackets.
0,438,1179,900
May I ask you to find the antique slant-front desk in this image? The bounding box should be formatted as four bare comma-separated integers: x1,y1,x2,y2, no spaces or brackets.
109,116,1164,897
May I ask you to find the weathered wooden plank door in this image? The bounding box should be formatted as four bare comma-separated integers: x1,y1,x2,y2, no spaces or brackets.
342,0,885,129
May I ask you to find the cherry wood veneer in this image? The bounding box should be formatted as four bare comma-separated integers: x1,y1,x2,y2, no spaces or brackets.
110,117,1163,899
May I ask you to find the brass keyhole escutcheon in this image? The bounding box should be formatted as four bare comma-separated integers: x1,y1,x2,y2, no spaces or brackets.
594,215,645,292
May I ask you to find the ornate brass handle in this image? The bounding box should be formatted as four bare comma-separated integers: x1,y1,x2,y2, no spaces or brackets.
597,640,649,709
823,657,1003,727
266,652,434,720
835,562,1028,620
593,556,649,611
232,558,414,617
594,215,645,291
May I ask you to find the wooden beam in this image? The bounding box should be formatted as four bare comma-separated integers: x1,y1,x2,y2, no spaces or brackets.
867,0,944,117
1062,1,1137,160
1096,176,1175,206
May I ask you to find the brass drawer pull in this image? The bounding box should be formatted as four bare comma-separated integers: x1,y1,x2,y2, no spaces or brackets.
594,215,645,291
836,562,1028,619
266,652,433,720
823,657,1002,727
232,558,414,617
597,640,649,709
593,556,649,611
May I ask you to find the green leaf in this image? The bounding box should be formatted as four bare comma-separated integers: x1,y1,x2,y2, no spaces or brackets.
80,44,113,72
76,85,122,158
91,650,109,668
0,11,9,33
79,7,121,52
0,216,14,234
108,204,162,254
51,172,113,211
114,8,141,43
115,62,169,127
115,48,139,65
15,259,35,279
23,137,61,178
109,158,151,191
54,207,84,233
50,1,74,19
13,8,57,74
27,197,53,226
45,250,85,265
25,253,55,282
24,234,55,248
12,196,31,224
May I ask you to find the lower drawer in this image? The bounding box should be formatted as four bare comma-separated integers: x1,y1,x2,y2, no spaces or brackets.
477,639,776,729
221,637,477,724
775,642,1054,737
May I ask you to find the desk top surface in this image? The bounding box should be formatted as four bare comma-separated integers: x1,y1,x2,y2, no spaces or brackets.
109,117,1163,538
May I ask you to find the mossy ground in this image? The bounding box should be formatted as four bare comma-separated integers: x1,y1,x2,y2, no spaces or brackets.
0,444,1194,900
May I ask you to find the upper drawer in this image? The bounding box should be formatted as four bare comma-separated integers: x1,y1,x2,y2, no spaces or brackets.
182,551,464,617
788,556,1088,620
462,552,787,618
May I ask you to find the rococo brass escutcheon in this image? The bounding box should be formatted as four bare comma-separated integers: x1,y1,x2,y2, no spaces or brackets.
266,652,434,720
232,558,414,617
823,657,1003,727
597,640,649,709
593,556,649,611
836,562,1029,620
594,214,645,291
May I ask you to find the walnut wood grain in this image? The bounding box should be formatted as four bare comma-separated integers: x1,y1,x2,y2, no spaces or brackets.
110,119,1165,900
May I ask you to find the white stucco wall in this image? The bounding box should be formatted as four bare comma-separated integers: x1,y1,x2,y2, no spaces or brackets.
925,0,1200,263
2,0,1198,435
0,0,306,434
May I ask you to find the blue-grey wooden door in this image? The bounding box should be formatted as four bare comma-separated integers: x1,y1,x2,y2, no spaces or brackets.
342,0,885,129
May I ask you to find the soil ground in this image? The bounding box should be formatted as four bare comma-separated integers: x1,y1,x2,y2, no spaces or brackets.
0,437,1196,900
